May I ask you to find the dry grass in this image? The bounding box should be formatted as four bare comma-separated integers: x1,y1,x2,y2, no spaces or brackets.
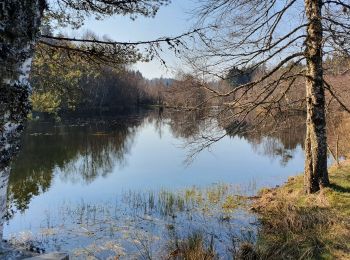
249,161,350,260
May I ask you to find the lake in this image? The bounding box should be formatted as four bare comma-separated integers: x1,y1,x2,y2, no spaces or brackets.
2,110,306,259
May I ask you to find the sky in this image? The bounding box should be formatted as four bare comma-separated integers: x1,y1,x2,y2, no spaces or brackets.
59,1,306,80
63,0,197,79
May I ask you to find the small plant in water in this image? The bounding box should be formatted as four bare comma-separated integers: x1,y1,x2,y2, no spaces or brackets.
5,184,257,259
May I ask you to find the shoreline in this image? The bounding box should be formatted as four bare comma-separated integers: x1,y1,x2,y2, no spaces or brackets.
247,161,350,259
3,161,348,259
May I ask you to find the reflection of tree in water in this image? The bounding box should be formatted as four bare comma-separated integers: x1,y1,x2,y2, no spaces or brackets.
245,134,303,167
59,126,135,184
173,110,307,165
6,111,311,218
233,117,306,166
162,109,211,139
7,117,144,214
149,109,306,165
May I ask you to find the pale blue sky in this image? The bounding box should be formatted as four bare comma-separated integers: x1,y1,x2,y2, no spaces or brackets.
61,1,305,79
64,0,197,79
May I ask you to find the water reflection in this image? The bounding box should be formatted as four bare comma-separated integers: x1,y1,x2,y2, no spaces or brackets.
165,110,209,139
8,117,143,214
6,111,308,216
0,110,314,256
239,124,306,166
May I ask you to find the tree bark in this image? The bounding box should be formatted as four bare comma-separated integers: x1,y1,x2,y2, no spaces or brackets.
0,167,9,243
304,0,330,194
0,1,45,245
0,0,45,169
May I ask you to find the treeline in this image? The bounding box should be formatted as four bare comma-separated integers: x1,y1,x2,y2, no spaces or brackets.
30,41,215,117
30,41,157,116
30,39,350,121
154,54,350,115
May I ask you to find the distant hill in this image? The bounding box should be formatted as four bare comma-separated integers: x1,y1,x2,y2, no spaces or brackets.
148,78,175,87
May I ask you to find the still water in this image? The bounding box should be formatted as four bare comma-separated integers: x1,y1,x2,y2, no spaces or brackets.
3,110,305,258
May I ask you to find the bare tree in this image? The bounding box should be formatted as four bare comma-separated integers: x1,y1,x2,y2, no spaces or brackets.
188,0,350,193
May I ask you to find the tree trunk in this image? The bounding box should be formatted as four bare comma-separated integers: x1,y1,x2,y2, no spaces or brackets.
304,0,330,194
0,168,9,243
0,1,45,246
0,0,45,169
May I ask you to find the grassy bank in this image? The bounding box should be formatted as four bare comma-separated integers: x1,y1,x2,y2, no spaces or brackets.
250,161,350,259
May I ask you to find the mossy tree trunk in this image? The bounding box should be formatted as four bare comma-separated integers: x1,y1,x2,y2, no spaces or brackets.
304,0,330,194
0,0,45,240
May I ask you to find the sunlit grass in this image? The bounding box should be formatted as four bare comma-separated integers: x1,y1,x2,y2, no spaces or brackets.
251,161,350,259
